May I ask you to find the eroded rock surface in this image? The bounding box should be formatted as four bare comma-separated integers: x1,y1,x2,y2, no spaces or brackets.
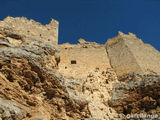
0,16,160,120
106,32,160,120
108,74,160,120
0,17,90,120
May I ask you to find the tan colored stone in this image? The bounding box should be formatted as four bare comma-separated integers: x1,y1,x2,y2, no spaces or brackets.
58,41,111,79
1,16,160,120
1,16,59,45
106,31,160,77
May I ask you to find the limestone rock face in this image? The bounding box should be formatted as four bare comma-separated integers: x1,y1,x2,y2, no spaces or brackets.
108,73,160,116
106,32,160,120
106,31,160,77
0,17,90,120
57,40,120,119
0,16,160,120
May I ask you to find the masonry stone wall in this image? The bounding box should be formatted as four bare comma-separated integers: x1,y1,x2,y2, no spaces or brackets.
106,32,160,77
58,41,111,79
0,16,59,45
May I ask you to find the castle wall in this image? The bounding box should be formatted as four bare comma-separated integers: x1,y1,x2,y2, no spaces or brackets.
58,43,111,79
1,16,59,45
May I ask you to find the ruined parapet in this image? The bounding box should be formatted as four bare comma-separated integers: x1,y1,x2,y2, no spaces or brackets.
106,31,160,78
78,38,103,48
0,16,59,45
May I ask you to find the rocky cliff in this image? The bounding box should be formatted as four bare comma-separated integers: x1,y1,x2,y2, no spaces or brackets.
0,17,160,120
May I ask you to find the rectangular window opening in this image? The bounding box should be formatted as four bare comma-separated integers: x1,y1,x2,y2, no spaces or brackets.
71,60,77,64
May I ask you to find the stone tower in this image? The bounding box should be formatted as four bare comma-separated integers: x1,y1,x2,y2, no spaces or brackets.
106,31,160,77
1,16,59,45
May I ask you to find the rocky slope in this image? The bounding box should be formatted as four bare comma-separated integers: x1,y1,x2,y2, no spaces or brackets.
0,17,90,120
0,17,160,120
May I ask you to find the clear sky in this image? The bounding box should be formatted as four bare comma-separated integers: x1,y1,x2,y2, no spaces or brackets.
0,0,160,50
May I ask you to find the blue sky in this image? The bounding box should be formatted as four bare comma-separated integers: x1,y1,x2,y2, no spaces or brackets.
0,0,160,50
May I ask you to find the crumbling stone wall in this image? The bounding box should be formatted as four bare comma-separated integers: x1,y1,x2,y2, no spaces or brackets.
0,16,59,45
106,31,160,77
58,39,111,79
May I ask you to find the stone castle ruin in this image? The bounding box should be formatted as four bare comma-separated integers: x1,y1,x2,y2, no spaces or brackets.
0,16,59,45
0,16,160,120
58,39,111,79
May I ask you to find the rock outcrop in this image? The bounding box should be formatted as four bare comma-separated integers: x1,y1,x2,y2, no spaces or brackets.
0,16,160,120
0,17,90,120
